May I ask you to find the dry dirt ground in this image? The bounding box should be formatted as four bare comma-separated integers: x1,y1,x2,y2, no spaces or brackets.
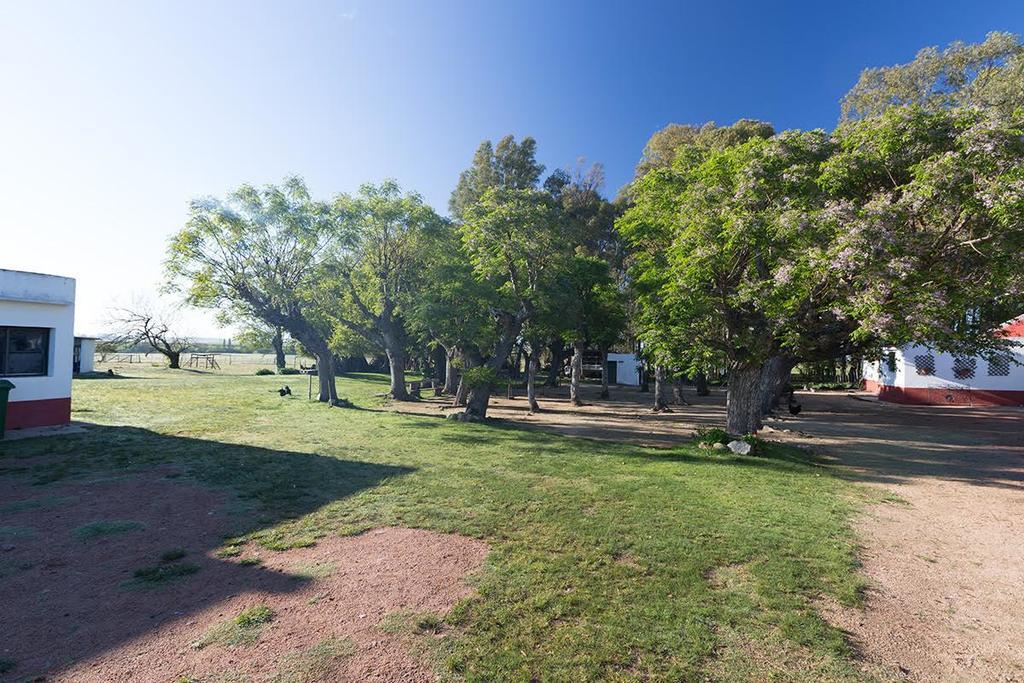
0,468,488,682
392,384,1024,682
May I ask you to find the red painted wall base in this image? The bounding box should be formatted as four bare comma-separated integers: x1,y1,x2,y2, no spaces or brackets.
4,397,72,430
864,380,1024,407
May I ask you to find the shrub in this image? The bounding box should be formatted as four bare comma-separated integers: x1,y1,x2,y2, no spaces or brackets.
694,426,730,447
255,368,275,376
278,367,301,375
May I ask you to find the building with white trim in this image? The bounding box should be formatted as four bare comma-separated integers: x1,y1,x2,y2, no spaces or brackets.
862,317,1024,406
0,269,76,430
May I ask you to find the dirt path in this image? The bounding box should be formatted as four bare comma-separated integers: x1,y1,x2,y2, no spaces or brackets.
773,394,1024,682
393,385,1024,681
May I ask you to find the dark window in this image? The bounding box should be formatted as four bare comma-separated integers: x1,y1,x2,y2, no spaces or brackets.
988,354,1011,377
0,327,50,377
914,354,935,375
952,356,976,380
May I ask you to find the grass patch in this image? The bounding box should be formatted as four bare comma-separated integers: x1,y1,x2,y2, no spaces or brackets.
130,562,200,586
271,637,355,683
193,605,274,649
160,548,187,562
0,658,15,674
73,519,144,540
291,560,335,580
0,367,869,680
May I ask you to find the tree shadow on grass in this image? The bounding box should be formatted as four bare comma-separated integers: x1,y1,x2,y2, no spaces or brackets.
0,426,412,679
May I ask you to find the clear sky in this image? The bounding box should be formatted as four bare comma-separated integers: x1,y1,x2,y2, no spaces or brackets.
2,0,1022,337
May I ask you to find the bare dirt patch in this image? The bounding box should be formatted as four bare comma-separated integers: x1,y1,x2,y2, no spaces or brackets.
772,394,1024,682
0,470,488,682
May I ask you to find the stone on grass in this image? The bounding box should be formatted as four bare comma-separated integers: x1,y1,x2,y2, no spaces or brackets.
727,440,752,455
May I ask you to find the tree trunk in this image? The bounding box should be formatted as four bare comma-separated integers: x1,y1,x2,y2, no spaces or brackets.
453,348,478,407
544,339,564,387
314,350,338,403
272,326,286,370
599,347,610,399
527,351,540,412
431,344,446,396
694,370,709,396
386,346,410,400
726,363,767,435
759,356,796,416
444,348,460,395
167,351,181,369
652,365,670,412
460,318,521,420
569,340,584,406
640,362,650,392
673,376,688,405
511,343,523,381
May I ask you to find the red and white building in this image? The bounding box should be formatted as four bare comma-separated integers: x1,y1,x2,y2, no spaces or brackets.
0,269,76,430
863,317,1024,406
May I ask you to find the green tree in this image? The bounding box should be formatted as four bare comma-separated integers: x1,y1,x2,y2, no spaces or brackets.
840,31,1024,121
330,180,445,400
449,135,545,220
165,177,342,402
456,187,568,419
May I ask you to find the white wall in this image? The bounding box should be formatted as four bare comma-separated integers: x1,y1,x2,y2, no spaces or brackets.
0,270,76,403
863,341,1024,392
78,337,96,374
607,352,641,386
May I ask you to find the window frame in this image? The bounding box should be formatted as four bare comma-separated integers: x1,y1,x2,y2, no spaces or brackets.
0,326,51,377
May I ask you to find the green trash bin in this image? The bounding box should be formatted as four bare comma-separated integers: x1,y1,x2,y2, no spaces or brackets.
0,380,15,439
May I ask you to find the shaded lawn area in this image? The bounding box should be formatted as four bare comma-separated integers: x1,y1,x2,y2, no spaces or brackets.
1,369,870,681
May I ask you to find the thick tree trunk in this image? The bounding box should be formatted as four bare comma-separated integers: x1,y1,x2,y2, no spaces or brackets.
453,348,478,407
652,365,670,412
569,340,584,406
694,370,709,396
460,319,521,420
526,351,540,412
431,344,446,396
726,363,767,435
386,346,410,400
167,351,181,369
759,356,796,416
545,339,564,387
444,348,460,395
272,326,286,370
599,347,609,399
314,350,338,403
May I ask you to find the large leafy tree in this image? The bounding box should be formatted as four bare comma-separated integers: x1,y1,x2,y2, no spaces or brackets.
820,106,1024,355
408,223,498,396
841,31,1024,121
330,180,445,400
622,106,1024,434
166,177,342,402
449,135,545,220
456,187,568,419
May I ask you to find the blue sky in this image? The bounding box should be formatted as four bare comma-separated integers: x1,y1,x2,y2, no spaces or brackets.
2,0,1022,336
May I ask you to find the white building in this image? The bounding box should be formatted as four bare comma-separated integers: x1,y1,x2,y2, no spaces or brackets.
74,336,98,374
607,352,642,386
862,317,1024,406
0,269,76,430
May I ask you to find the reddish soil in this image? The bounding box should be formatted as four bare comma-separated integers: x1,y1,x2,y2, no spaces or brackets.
0,470,488,682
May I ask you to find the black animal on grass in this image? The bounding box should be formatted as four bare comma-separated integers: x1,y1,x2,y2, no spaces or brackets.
278,386,292,397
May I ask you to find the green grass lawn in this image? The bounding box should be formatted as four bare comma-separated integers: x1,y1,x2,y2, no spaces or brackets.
2,367,872,681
